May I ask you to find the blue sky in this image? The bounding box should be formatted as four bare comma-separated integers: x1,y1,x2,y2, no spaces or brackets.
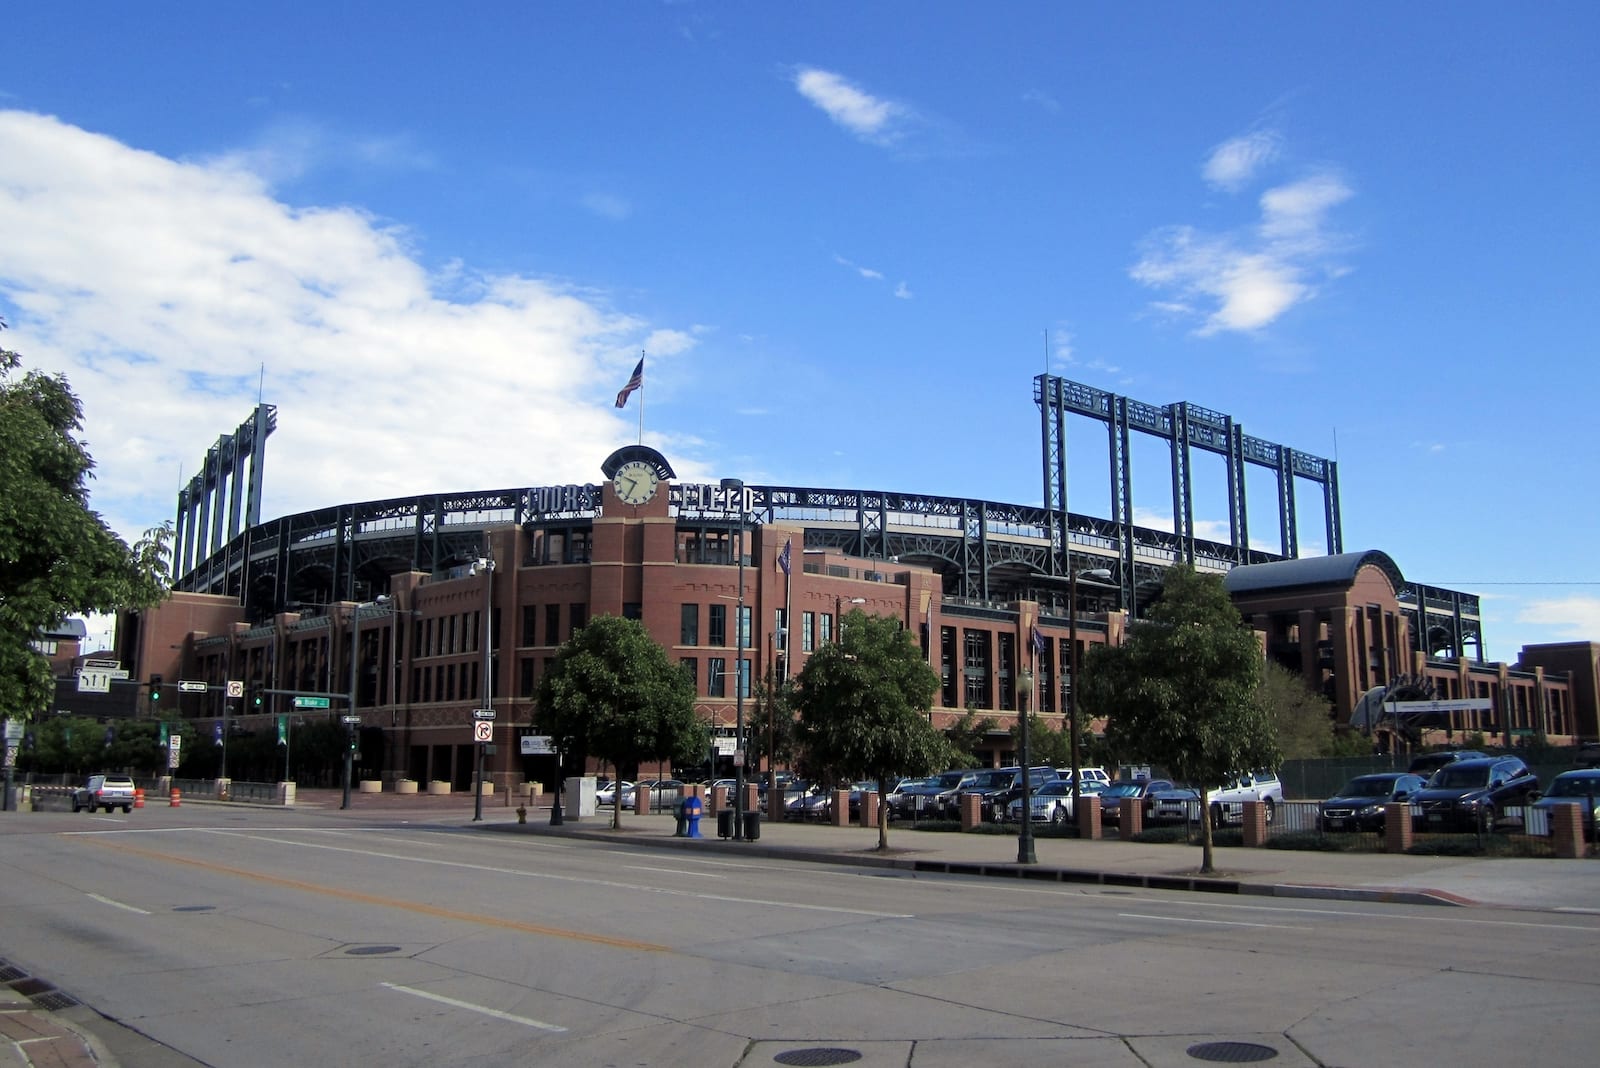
3,3,1596,661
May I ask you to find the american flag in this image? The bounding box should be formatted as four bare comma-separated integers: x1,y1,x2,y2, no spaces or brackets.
614,357,644,408
1031,623,1045,660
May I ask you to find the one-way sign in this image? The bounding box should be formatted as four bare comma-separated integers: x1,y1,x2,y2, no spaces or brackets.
472,708,496,720
178,681,207,693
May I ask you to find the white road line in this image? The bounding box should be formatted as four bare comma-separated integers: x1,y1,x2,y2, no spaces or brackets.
623,865,725,878
380,982,566,1032
1119,912,1310,930
87,893,150,915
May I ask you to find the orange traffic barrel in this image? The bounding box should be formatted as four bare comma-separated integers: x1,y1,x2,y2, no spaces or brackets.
170,788,181,807
133,788,145,809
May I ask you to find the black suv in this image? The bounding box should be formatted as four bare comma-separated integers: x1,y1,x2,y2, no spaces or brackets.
1406,750,1489,779
1411,756,1538,832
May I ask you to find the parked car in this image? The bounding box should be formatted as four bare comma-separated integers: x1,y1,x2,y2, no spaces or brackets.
785,785,831,821
1412,756,1539,832
1054,766,1111,786
1407,750,1490,779
1318,772,1427,832
1145,785,1203,824
1206,770,1285,825
1573,743,1600,769
886,777,945,819
1531,769,1600,838
630,779,686,810
1097,779,1178,826
984,766,1059,822
73,774,136,813
1008,779,1108,824
595,780,632,806
931,769,981,818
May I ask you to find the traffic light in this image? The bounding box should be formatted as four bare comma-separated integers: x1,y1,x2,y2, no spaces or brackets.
150,675,162,706
250,684,263,710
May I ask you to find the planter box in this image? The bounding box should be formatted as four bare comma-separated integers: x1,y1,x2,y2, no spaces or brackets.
394,779,419,795
358,780,383,794
427,780,452,795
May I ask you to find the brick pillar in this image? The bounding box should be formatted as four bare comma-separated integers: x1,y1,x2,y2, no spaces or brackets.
1241,800,1269,847
1384,802,1413,853
860,792,879,828
684,783,704,801
1552,804,1587,859
710,785,729,814
1078,795,1101,840
1120,797,1143,837
960,792,983,830
742,783,760,814
634,785,651,814
831,788,850,827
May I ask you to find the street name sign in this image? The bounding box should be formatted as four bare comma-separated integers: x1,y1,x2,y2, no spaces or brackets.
293,696,332,709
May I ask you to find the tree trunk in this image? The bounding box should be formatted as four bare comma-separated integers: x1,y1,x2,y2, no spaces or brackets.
1198,785,1215,874
877,776,890,851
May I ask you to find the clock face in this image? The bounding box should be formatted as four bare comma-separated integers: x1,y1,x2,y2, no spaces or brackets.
612,460,659,505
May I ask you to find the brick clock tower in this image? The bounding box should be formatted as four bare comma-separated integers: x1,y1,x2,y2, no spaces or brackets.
592,445,678,623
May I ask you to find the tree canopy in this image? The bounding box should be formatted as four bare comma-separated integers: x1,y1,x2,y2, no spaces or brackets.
1077,564,1277,873
792,609,946,850
533,614,703,828
1,340,171,723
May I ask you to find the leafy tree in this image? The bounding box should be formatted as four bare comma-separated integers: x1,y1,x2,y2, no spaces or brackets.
534,615,703,828
1259,661,1338,759
1078,565,1277,874
1,339,171,724
1010,713,1070,768
945,707,998,768
747,665,798,783
792,609,946,851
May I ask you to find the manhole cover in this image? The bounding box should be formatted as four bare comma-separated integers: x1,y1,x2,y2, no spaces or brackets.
345,945,402,956
172,905,215,912
773,1050,863,1067
1187,1041,1279,1063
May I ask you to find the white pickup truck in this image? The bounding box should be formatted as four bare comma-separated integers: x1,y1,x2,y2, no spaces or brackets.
1207,770,1283,825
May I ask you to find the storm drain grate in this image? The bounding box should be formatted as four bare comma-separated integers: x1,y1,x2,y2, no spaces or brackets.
8,978,52,997
0,965,24,983
172,905,215,912
773,1049,863,1066
345,945,402,956
1187,1041,1279,1063
30,989,79,1012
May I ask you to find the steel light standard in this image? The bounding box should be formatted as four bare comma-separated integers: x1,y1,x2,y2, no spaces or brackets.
473,555,495,823
720,479,749,841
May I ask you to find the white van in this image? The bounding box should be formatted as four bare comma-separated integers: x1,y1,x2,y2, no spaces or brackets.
1055,766,1111,785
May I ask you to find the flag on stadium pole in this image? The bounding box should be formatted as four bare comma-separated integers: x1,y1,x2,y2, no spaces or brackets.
1031,623,1045,660
777,538,792,576
614,357,644,408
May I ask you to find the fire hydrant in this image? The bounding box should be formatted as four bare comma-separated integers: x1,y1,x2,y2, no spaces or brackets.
516,804,527,824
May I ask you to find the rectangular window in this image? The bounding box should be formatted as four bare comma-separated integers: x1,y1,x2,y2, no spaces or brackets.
737,657,751,699
819,613,832,645
570,603,587,632
680,657,698,693
709,604,727,646
708,657,727,698
446,663,457,702
623,602,642,621
774,608,787,650
519,657,536,698
802,611,815,653
681,604,699,646
737,605,752,649
521,605,536,647
545,604,560,646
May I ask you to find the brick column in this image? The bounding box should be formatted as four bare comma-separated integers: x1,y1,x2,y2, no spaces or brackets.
860,792,879,828
1552,804,1587,859
1241,800,1268,847
710,785,729,814
831,789,850,826
742,783,760,815
960,792,982,830
1078,795,1101,840
1384,802,1413,853
1120,797,1143,837
634,785,651,814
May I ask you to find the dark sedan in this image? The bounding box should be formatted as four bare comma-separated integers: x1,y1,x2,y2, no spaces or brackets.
1097,779,1177,826
1531,769,1600,839
1411,756,1539,832
1318,772,1427,832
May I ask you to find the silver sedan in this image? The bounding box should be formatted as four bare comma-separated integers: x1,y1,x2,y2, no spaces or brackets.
1005,779,1106,824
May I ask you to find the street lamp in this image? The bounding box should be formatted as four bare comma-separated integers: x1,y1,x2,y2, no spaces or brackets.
472,554,495,823
834,595,865,639
1016,665,1036,864
720,478,749,841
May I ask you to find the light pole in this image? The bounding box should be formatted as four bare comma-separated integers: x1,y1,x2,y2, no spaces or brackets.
720,478,748,841
1067,565,1081,822
473,554,495,823
343,602,357,810
1017,664,1036,864
834,595,865,640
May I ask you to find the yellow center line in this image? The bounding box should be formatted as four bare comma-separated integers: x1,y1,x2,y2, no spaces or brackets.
88,838,669,953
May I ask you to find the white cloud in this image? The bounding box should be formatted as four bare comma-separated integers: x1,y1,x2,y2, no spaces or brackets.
893,281,913,300
581,192,632,220
0,110,696,544
794,67,907,146
1202,131,1280,192
1131,166,1353,336
1516,595,1600,640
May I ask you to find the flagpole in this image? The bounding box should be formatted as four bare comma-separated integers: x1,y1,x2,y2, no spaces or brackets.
637,349,645,444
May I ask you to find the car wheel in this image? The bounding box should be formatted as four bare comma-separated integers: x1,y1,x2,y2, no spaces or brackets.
1479,804,1496,832
1051,806,1068,826
1263,797,1277,824
1209,803,1224,829
124,805,133,813
71,798,80,812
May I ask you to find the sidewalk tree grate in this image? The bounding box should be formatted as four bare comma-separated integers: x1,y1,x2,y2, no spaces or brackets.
1187,1041,1279,1062
773,1049,863,1066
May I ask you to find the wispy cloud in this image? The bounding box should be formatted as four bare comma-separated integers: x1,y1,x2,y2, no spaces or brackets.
581,192,632,220
1517,595,1600,639
833,253,910,297
893,281,913,300
206,116,434,185
1203,131,1280,192
1131,132,1353,336
794,67,909,147
0,110,698,542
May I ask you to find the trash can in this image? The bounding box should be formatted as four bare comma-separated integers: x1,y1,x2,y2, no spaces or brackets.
743,809,761,841
673,799,688,837
717,808,735,839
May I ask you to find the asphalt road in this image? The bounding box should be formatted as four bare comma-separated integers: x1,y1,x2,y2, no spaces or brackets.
3,804,1599,1067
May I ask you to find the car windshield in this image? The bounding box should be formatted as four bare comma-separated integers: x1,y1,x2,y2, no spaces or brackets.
1433,766,1491,789
1101,783,1141,799
969,771,1015,789
1037,782,1072,796
1545,777,1600,798
1340,777,1396,797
